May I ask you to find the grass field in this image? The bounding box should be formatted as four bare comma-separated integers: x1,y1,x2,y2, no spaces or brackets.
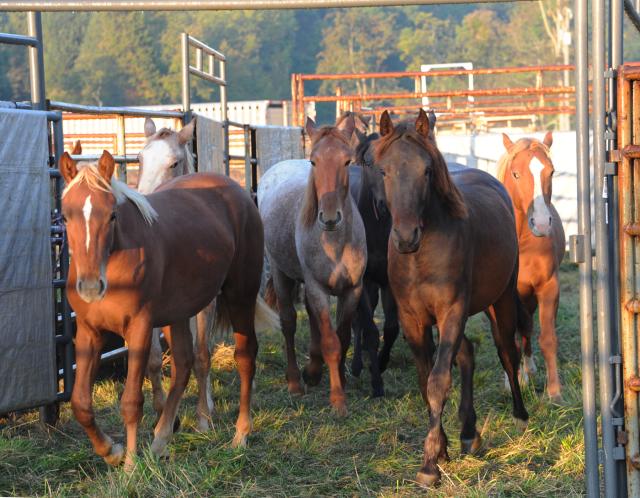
0,261,585,497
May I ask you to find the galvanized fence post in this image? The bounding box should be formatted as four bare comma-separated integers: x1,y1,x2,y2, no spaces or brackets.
26,11,44,110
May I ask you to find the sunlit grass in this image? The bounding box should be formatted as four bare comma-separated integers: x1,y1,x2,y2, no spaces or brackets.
0,262,584,496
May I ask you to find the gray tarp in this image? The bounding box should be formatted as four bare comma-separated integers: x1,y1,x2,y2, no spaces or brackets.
255,125,304,174
0,108,56,412
196,115,225,175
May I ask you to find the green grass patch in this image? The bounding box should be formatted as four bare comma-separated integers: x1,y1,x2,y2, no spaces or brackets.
0,262,585,496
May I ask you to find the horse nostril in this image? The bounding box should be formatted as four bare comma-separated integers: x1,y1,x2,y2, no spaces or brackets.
99,279,106,295
335,210,343,224
548,217,552,226
77,281,83,293
412,227,419,243
318,211,325,223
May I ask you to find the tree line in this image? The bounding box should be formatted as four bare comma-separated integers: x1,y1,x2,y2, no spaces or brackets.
0,4,639,109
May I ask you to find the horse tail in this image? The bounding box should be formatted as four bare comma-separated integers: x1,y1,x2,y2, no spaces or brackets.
213,293,281,339
264,275,278,311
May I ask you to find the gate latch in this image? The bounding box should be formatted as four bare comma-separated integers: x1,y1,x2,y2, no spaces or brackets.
569,234,586,264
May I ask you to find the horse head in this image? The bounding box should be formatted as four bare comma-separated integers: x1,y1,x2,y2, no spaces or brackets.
499,132,555,237
136,117,196,194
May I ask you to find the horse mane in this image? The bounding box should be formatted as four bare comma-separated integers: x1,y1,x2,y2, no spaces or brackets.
496,138,551,183
62,164,158,225
374,122,468,219
355,132,379,166
299,126,351,228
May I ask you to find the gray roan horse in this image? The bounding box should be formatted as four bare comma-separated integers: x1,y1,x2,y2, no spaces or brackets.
259,116,367,416
136,117,217,433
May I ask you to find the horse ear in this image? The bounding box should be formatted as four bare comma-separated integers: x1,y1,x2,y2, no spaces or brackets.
178,117,196,145
337,114,355,141
71,140,82,155
59,152,78,184
379,111,393,137
97,150,116,182
428,110,436,131
305,117,318,141
502,133,514,150
416,108,431,139
543,130,553,148
144,118,157,138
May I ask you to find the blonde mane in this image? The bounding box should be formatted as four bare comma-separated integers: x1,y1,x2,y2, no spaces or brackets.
496,138,552,183
62,164,158,225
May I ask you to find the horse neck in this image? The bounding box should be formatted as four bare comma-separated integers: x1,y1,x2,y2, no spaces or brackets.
112,200,150,251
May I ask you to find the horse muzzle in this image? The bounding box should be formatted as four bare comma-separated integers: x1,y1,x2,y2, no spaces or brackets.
391,225,422,253
77,276,107,303
318,209,343,231
528,216,552,237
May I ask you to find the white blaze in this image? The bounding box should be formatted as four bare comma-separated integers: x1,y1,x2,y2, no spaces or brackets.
137,140,174,194
82,195,92,253
529,157,551,232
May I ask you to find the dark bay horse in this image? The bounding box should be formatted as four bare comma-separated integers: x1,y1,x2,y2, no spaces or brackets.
60,151,277,469
497,132,566,401
136,117,218,432
373,110,528,487
258,116,366,416
347,132,399,397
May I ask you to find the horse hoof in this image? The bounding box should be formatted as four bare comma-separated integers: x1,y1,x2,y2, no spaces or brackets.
460,432,482,455
196,417,212,433
287,381,305,396
351,361,363,378
150,437,169,459
123,455,136,473
416,470,440,488
103,443,124,467
513,417,528,433
332,403,348,418
548,392,565,405
371,386,385,398
302,367,322,387
231,432,248,449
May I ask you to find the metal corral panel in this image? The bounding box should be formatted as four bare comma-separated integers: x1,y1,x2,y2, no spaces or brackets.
0,108,56,413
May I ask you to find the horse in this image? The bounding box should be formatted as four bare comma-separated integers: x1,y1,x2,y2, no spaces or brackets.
258,115,366,416
497,132,566,401
347,131,399,397
372,109,528,487
136,117,218,432
59,150,277,470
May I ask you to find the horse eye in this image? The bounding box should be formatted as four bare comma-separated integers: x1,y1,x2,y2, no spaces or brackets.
62,215,67,223
170,161,179,169
310,160,316,167
378,168,386,177
344,160,352,167
110,212,117,222
513,171,521,180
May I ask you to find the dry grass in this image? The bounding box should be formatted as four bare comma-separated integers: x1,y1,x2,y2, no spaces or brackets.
0,261,585,497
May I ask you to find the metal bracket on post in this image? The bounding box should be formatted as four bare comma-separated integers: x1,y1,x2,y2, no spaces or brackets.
569,234,586,263
604,68,617,79
605,162,618,176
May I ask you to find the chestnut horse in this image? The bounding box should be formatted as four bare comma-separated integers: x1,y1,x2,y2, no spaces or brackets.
60,151,276,469
258,116,366,416
136,117,218,432
497,132,565,401
373,110,528,487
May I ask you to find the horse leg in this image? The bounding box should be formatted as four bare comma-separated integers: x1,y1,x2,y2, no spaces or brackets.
150,319,193,457
147,328,165,421
536,276,562,402
304,282,347,416
336,285,363,391
194,300,215,432
403,320,435,406
457,335,480,455
303,292,324,386
488,289,529,425
121,315,153,471
416,305,466,487
71,322,122,465
226,300,259,448
518,289,537,385
350,290,367,378
378,285,400,373
273,267,303,395
355,283,384,396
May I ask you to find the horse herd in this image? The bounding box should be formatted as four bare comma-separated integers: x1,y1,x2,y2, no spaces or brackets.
57,108,565,487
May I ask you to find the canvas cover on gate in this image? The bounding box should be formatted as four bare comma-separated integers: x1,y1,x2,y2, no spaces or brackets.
0,108,56,413
196,115,225,175
255,126,304,174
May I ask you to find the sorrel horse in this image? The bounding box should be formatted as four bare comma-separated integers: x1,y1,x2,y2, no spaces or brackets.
347,128,400,397
373,109,528,487
136,117,217,432
497,132,566,401
258,116,366,415
60,151,276,469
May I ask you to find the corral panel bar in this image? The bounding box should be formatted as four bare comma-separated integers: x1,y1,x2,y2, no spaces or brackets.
574,0,599,493
27,11,44,110
0,0,535,11
593,0,620,493
49,101,184,119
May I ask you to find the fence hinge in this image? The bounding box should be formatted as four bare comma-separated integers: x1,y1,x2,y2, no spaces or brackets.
626,299,640,313
610,355,622,365
569,234,585,263
598,448,604,465
605,68,617,79
605,162,618,175
605,129,615,141
614,446,626,460
610,149,622,162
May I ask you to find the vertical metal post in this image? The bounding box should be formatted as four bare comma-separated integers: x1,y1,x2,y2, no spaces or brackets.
574,0,600,494
181,32,191,119
115,114,127,182
220,59,228,123
593,0,620,493
290,74,297,126
52,117,74,400
243,125,251,192
27,11,45,110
